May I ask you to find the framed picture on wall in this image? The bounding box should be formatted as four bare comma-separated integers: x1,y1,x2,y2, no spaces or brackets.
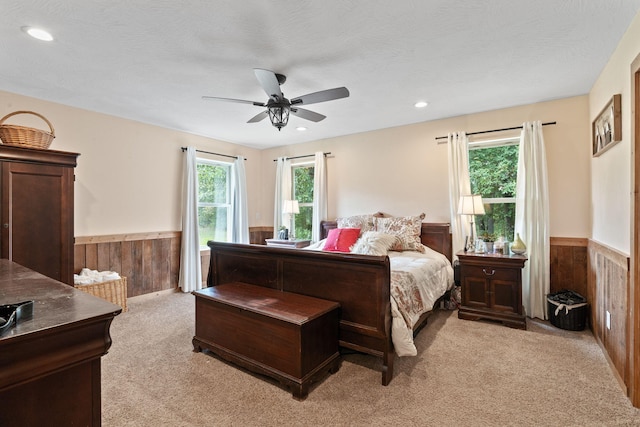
592,94,621,157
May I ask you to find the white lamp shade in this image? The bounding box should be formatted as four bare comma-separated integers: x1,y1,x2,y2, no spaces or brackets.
458,194,485,216
283,199,300,214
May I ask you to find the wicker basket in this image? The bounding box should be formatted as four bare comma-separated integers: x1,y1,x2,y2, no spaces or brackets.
75,277,128,312
0,110,55,149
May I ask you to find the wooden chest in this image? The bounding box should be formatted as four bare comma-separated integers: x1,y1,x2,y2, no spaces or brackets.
192,282,340,399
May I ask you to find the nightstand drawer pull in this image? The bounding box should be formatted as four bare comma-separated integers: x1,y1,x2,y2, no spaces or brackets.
482,268,496,276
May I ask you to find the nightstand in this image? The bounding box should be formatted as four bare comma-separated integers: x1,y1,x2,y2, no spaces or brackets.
457,251,528,330
265,239,311,248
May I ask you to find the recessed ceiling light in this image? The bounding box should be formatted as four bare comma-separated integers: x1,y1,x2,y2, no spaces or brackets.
22,26,53,41
414,101,428,108
296,126,307,131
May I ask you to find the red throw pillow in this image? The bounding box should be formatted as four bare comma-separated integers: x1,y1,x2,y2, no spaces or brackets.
322,228,361,252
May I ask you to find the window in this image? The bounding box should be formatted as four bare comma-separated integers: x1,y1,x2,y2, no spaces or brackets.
197,159,231,246
468,138,519,241
292,163,314,240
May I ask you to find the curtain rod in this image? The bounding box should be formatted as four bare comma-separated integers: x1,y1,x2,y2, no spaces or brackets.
272,152,331,162
435,121,557,143
180,147,246,160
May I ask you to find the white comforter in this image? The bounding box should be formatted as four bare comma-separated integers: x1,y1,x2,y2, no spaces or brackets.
387,246,454,356
304,240,454,356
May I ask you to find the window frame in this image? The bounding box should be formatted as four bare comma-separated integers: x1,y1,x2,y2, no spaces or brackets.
196,157,233,247
291,160,315,239
468,136,519,240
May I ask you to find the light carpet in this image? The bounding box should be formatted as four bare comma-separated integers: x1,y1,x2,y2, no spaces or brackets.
102,291,640,426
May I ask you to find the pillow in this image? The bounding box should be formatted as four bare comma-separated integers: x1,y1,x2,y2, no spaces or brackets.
336,214,375,235
323,228,361,252
351,231,399,256
375,213,426,253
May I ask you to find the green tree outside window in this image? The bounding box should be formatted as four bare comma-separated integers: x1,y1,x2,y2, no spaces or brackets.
469,143,519,241
197,161,231,245
292,165,314,240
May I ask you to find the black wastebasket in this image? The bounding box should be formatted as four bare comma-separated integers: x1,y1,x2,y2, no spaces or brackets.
547,290,588,331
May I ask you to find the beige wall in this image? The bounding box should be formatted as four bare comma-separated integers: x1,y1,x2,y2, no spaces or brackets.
0,90,262,236
260,96,592,239
2,83,595,242
589,12,640,254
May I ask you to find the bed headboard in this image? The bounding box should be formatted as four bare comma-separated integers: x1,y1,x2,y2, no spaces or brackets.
320,220,452,262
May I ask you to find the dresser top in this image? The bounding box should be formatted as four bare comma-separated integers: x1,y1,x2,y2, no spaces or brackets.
0,145,79,167
457,250,527,267
0,260,121,341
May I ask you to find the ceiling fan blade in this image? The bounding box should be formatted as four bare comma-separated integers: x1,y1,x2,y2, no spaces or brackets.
291,107,326,122
291,87,349,106
202,96,265,107
247,110,269,123
254,68,284,100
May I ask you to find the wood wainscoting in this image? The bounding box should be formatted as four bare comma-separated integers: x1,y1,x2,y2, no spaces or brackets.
74,232,181,297
548,237,631,394
550,237,588,297
549,236,630,392
588,239,631,393
74,227,272,297
250,226,274,245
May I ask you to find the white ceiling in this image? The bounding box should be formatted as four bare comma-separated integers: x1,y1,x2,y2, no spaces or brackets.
2,1,640,149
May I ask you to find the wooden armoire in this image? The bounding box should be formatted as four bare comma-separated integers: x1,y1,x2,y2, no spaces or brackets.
0,145,78,285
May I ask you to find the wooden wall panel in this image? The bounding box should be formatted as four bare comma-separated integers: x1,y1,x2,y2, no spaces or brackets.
75,232,180,298
250,226,273,245
75,230,589,306
121,241,133,285
85,244,98,271
550,237,588,297
170,237,180,285
74,226,266,298
97,243,110,272
588,239,630,392
142,240,153,295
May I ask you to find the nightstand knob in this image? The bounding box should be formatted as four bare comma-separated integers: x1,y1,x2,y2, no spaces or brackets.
482,268,496,276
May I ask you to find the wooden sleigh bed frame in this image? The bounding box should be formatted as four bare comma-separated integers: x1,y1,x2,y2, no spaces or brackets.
206,221,452,385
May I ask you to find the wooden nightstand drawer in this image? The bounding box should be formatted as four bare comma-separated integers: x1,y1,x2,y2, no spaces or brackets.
457,251,528,330
462,265,518,282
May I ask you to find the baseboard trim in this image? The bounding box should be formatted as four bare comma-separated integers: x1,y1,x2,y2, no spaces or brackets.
594,333,628,395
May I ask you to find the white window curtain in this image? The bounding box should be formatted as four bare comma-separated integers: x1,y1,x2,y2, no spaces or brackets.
178,146,203,293
274,157,292,238
312,152,328,242
515,121,550,320
232,156,249,244
447,132,472,258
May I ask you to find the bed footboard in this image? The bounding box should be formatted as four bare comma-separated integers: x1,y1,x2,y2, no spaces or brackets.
207,241,395,385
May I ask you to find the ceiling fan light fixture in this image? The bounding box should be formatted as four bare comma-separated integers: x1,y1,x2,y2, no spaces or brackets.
202,69,349,132
268,105,290,131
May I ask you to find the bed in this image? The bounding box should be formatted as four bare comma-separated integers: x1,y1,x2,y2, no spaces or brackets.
206,217,453,385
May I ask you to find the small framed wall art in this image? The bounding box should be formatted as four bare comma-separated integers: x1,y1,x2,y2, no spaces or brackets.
592,94,621,157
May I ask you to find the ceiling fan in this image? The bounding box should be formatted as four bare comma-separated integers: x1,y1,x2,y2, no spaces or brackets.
202,68,350,131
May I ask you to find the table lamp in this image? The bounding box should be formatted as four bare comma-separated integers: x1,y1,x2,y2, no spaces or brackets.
458,194,485,252
282,200,300,240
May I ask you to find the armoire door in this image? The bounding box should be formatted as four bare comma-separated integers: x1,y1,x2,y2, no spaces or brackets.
1,161,75,284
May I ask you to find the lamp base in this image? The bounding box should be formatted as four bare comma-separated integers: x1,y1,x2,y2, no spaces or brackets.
466,240,476,252
466,221,476,252
278,228,289,240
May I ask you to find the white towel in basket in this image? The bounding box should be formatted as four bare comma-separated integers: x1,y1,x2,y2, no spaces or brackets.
74,268,121,285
